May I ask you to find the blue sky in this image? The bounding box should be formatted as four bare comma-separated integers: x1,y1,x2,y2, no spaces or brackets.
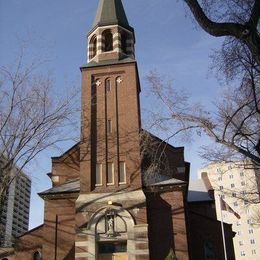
0,0,224,229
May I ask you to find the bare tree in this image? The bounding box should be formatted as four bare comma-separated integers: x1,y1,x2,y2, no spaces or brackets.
145,1,260,168
0,50,79,225
183,0,260,64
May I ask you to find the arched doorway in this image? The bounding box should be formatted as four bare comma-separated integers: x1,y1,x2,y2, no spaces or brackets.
81,206,135,259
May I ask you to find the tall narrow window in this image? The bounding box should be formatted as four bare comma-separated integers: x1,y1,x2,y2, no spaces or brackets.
105,78,111,92
89,35,97,59
96,164,102,186
107,119,112,134
33,251,41,260
121,33,127,54
107,163,114,185
119,162,126,184
103,30,113,52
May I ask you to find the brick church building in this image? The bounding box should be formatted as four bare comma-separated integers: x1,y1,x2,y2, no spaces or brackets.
0,0,235,259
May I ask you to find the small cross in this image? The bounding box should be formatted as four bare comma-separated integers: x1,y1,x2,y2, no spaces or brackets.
116,77,122,84
96,80,101,87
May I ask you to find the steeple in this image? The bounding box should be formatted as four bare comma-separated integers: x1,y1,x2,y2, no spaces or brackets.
87,0,135,64
91,0,134,33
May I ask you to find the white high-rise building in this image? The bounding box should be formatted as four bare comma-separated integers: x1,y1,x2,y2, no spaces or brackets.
198,161,260,260
0,159,31,247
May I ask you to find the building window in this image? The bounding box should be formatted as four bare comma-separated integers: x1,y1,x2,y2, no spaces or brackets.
218,176,222,181
204,241,216,260
250,239,255,244
232,192,236,197
239,241,243,246
107,119,112,134
119,162,126,184
229,174,233,179
240,172,244,177
249,229,254,234
240,251,245,257
252,249,256,255
219,185,223,190
89,35,97,59
103,30,113,52
234,202,238,207
121,32,128,54
241,181,245,186
95,164,102,186
107,163,114,185
105,78,111,92
33,251,41,260
231,183,235,188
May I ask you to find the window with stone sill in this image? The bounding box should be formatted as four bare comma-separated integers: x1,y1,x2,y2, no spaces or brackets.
119,161,126,184
107,162,114,185
95,163,102,186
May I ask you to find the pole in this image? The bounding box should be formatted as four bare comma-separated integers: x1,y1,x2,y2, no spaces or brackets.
54,215,58,260
219,195,228,260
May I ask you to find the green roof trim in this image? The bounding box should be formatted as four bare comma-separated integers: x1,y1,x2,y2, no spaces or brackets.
90,0,134,33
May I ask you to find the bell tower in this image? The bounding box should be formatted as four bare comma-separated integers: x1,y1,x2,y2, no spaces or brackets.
76,1,149,259
87,0,135,63
79,0,142,194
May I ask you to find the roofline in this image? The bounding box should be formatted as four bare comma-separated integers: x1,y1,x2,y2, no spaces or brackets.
17,224,44,238
38,190,79,200
51,141,80,160
80,59,137,70
141,129,185,152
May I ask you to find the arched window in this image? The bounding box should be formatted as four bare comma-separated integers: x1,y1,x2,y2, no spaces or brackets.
103,30,113,52
89,35,97,59
121,33,128,54
32,251,41,260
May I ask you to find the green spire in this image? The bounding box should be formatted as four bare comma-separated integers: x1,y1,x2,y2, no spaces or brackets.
91,0,134,32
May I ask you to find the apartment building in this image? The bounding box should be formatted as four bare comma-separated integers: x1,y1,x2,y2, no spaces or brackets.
0,160,31,247
198,161,260,260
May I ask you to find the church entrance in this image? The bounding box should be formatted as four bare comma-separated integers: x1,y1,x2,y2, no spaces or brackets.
98,241,128,260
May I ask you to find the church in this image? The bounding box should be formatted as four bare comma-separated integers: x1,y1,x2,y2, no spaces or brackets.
0,0,236,259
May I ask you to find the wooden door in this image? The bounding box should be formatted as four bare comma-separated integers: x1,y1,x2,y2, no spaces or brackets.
98,253,128,260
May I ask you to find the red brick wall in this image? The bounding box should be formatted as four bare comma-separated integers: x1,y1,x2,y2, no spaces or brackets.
51,144,80,186
146,190,189,260
42,197,76,260
187,202,235,260
80,62,142,193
